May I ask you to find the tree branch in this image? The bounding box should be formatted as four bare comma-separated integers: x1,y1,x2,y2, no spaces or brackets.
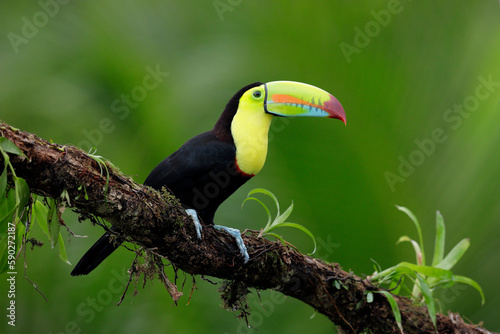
0,122,494,334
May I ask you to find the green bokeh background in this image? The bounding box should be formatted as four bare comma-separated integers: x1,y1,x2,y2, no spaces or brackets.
1,1,499,333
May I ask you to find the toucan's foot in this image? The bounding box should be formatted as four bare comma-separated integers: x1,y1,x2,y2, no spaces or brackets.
214,225,249,263
184,210,248,263
185,209,202,239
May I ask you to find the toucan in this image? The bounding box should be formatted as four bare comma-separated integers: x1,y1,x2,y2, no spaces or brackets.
71,81,346,276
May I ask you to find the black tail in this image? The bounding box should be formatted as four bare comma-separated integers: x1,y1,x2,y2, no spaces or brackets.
71,231,122,276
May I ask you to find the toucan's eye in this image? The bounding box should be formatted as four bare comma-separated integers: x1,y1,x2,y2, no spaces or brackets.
253,90,262,99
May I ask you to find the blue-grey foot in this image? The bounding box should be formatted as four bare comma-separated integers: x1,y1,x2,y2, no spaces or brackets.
185,209,202,239
214,225,249,263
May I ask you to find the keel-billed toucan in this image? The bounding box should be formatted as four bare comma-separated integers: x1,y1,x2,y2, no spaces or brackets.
71,81,346,275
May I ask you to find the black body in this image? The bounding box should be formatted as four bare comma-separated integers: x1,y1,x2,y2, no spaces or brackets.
71,83,261,276
144,131,251,224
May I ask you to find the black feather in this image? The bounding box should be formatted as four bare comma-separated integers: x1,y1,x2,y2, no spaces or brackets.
70,229,120,276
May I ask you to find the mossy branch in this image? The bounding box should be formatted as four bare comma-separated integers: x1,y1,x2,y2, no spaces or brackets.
0,122,494,334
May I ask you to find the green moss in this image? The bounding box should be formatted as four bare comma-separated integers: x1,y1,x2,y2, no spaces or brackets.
159,186,184,228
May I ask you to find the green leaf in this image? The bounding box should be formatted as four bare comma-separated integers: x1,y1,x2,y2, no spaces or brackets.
57,232,71,265
429,278,455,290
416,274,437,328
396,205,426,266
452,275,485,305
61,189,71,206
436,238,469,270
395,262,453,281
432,210,446,266
0,189,17,229
242,197,272,229
397,236,423,265
0,137,24,156
269,201,294,229
16,221,26,251
389,275,404,295
266,232,287,245
0,165,7,199
14,177,29,209
0,237,8,274
46,199,60,248
33,199,50,238
378,291,403,334
373,262,453,283
370,258,382,273
246,188,280,218
269,222,317,255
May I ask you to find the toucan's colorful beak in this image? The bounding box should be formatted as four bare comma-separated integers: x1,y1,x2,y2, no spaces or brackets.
264,81,346,125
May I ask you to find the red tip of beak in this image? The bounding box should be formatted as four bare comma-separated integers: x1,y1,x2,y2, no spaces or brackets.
325,94,346,125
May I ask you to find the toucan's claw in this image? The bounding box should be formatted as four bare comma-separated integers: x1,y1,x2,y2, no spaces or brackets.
185,209,248,263
185,209,202,239
185,209,249,263
214,225,249,263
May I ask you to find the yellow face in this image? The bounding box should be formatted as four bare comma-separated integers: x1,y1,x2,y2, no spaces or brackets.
231,85,273,176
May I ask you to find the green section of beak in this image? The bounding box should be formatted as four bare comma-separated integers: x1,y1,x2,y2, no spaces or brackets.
264,81,346,124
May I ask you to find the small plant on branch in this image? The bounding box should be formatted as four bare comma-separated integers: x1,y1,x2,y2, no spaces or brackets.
242,188,316,255
369,205,485,330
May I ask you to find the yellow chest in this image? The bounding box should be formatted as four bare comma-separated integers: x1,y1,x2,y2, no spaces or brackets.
231,107,273,175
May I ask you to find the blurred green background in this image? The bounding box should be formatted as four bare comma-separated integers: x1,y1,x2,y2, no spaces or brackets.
1,1,499,333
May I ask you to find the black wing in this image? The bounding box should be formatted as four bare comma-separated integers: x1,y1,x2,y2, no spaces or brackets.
144,131,250,224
